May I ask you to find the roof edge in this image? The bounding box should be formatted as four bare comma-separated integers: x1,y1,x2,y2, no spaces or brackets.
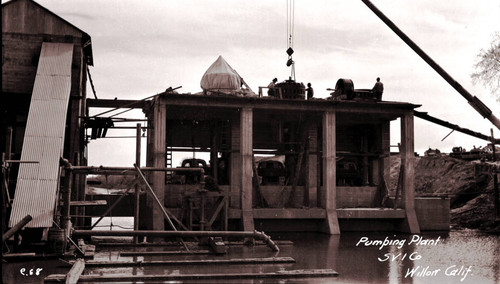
2,0,93,65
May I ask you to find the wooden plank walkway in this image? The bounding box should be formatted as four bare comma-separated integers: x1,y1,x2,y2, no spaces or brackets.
70,257,295,267
120,250,211,256
45,269,338,282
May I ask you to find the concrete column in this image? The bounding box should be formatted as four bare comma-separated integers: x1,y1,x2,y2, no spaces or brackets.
150,97,166,232
240,108,254,231
321,111,340,234
400,113,420,233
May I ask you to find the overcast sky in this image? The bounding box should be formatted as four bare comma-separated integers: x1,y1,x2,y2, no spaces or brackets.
31,0,500,166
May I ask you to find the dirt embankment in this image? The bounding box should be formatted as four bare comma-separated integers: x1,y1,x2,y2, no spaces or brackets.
390,155,499,233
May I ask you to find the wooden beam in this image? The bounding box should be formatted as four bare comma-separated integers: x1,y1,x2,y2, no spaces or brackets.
400,113,420,233
45,269,339,282
77,257,295,267
120,250,211,256
321,112,340,234
2,215,32,242
71,166,203,175
158,93,418,114
69,200,106,206
65,258,85,284
151,97,166,232
86,98,144,109
240,108,254,231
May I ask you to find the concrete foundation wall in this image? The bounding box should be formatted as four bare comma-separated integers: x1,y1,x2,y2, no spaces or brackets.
256,186,305,208
337,186,378,208
251,185,380,209
339,219,399,231
253,219,323,232
415,197,450,231
164,184,202,207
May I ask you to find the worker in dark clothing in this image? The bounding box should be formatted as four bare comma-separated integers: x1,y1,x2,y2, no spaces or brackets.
268,78,278,97
372,77,384,101
306,82,314,100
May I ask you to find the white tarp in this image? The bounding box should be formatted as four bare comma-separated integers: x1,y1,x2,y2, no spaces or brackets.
200,56,242,92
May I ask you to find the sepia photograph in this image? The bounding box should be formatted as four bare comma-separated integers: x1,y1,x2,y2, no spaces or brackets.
1,0,499,283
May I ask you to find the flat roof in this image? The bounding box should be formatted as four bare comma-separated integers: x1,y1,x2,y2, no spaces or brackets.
156,93,419,114
88,93,420,123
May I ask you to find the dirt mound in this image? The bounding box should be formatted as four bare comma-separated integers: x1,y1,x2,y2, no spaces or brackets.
390,155,498,232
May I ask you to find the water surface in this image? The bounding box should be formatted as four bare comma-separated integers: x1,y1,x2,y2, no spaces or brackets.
3,228,499,283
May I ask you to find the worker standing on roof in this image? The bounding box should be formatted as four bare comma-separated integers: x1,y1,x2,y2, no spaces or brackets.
306,83,314,100
372,77,384,101
268,78,278,97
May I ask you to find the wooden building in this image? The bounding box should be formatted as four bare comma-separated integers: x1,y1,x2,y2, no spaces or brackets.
142,93,421,234
1,0,92,231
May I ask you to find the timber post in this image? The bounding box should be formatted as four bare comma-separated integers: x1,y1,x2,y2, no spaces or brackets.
150,97,166,233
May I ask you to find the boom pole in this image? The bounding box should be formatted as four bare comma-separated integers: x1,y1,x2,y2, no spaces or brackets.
361,0,500,131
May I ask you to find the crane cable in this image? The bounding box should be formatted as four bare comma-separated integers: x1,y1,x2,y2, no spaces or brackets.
286,0,294,50
286,0,296,80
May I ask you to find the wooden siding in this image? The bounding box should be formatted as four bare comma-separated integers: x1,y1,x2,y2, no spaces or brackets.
2,33,82,94
2,0,83,37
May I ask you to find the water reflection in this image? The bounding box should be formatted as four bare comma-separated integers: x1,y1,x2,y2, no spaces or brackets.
84,230,499,283
3,230,498,283
273,230,498,284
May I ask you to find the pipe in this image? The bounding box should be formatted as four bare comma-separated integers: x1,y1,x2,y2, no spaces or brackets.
73,230,279,252
70,166,204,176
133,164,177,231
361,0,500,131
414,111,499,143
3,215,32,242
134,124,141,243
59,158,73,230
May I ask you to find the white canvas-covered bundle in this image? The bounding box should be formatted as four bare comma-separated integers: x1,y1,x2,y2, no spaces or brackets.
200,56,255,96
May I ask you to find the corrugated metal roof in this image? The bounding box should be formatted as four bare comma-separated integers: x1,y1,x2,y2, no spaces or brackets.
9,42,73,228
